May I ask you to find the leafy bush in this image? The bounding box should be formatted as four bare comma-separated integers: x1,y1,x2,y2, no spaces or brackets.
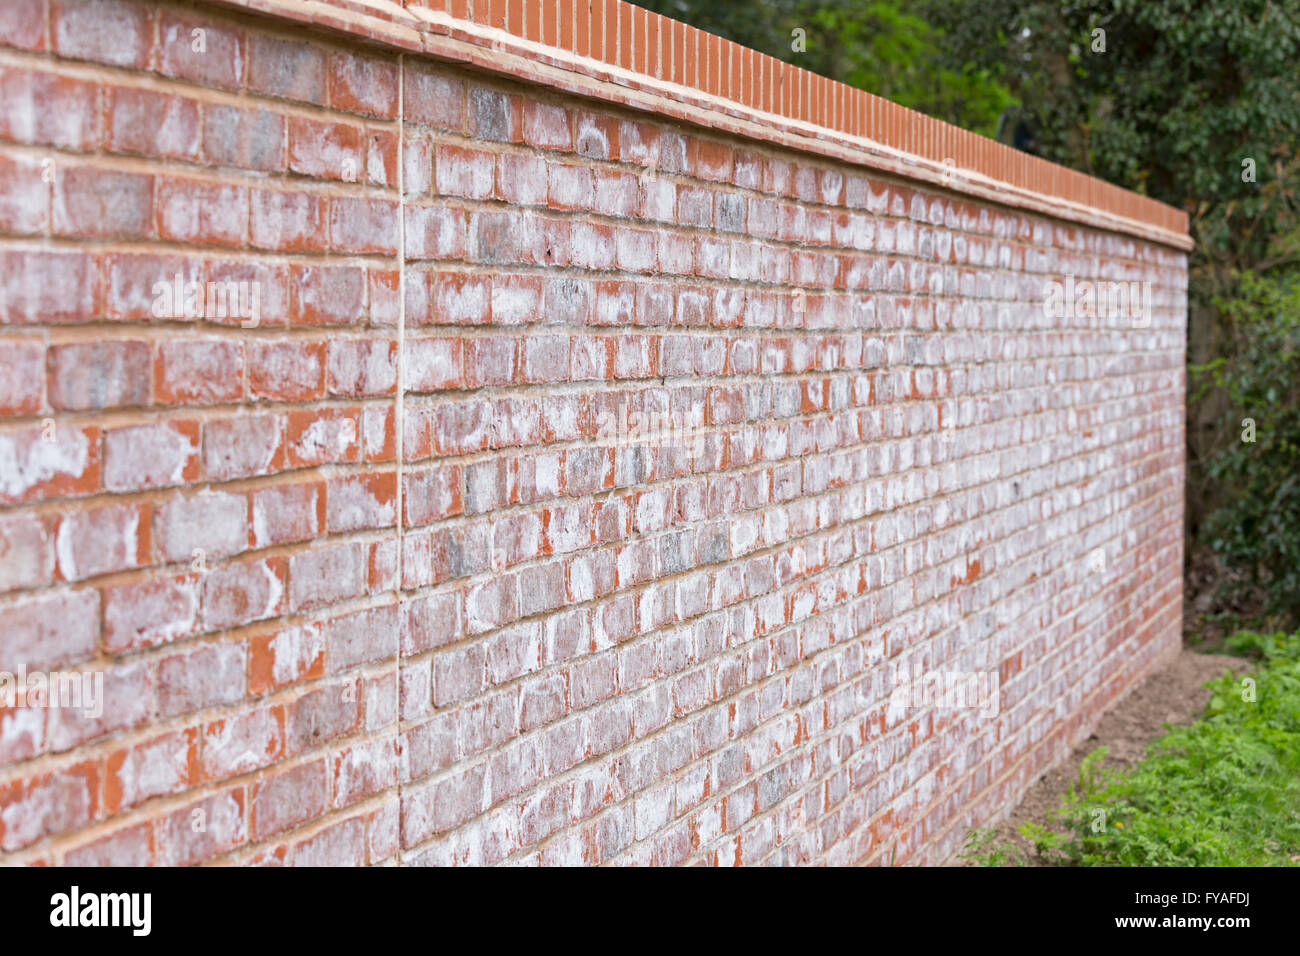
1195,271,1300,628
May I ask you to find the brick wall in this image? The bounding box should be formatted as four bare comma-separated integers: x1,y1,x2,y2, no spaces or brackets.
0,0,1188,865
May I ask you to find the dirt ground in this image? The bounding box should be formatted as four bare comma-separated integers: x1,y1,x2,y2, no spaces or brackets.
956,647,1249,866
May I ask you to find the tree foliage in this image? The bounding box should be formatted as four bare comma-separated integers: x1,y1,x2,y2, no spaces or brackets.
633,0,1016,136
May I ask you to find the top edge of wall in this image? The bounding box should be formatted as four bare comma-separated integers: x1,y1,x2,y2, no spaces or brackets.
208,0,1193,251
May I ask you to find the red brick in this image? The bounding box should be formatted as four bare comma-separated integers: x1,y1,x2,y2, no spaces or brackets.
158,9,244,89
293,816,365,866
200,556,285,632
51,0,152,69
204,412,284,481
0,511,51,592
154,489,247,564
468,85,521,142
0,66,101,149
0,154,48,234
105,728,199,812
103,572,199,652
288,541,366,612
0,0,47,51
0,340,44,415
402,465,462,527
0,760,99,850
0,588,97,672
107,86,200,159
524,100,572,150
286,679,360,754
104,252,198,321
159,787,246,865
201,705,285,780
367,127,398,186
399,61,458,127
291,263,366,326
251,479,322,548
249,622,325,695
157,641,246,716
247,33,326,105
406,337,462,391
329,197,399,255
327,338,397,396
575,110,619,159
47,340,149,411
288,116,363,182
328,50,398,118
405,204,468,260
326,471,397,533
250,188,328,252
248,341,325,401
0,424,101,504
285,407,361,466
155,338,244,404
54,502,149,581
203,103,285,171
52,165,153,239
251,759,328,841
103,421,199,492
436,143,495,198
64,823,155,866
157,177,248,247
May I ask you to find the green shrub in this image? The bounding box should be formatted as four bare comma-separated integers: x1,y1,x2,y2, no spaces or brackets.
1195,271,1300,629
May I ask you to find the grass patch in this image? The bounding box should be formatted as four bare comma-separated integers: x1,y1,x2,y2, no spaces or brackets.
962,631,1300,866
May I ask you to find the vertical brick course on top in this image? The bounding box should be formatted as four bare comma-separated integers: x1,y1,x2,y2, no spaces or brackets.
0,0,1187,866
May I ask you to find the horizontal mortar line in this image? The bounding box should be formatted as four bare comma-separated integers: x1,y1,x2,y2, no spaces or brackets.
0,512,397,596
0,119,1183,273
0,213,1188,280
398,350,1188,408
398,190,1188,274
0,141,405,200
399,434,1181,609
38,743,404,866
0,420,1181,658
0,239,1187,306
0,390,397,426
0,360,1183,493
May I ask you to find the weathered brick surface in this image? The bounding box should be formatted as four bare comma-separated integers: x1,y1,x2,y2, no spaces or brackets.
0,0,1186,865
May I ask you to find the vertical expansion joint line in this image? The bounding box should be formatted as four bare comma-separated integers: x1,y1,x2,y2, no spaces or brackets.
395,51,406,868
